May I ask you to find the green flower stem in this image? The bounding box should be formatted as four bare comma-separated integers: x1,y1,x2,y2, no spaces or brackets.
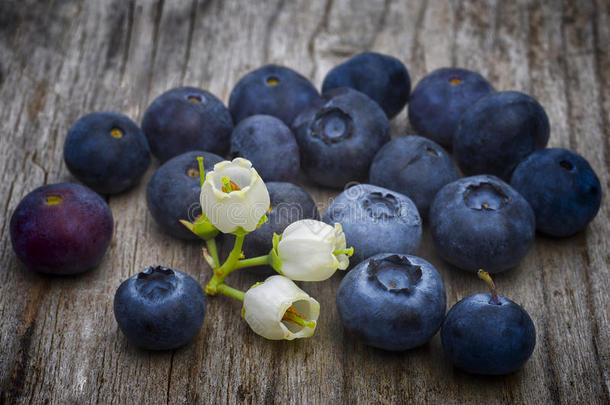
197,156,205,187
205,238,220,268
216,283,245,301
205,233,246,295
233,255,270,270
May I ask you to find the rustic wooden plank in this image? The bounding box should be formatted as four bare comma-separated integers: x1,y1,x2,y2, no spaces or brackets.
0,0,608,404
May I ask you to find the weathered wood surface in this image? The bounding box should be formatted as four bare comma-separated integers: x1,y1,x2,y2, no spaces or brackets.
0,0,608,403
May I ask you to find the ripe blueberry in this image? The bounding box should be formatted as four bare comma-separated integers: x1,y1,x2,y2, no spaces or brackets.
337,253,446,351
408,67,494,147
63,111,150,195
322,52,411,119
511,148,602,237
114,266,206,350
453,91,550,180
293,88,390,188
323,184,421,266
142,87,233,161
230,115,300,182
369,135,459,218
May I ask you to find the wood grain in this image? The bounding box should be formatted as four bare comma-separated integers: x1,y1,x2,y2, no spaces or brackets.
0,0,608,403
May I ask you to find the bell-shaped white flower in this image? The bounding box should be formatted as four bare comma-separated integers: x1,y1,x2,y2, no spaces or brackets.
200,158,270,234
270,219,353,281
242,275,320,340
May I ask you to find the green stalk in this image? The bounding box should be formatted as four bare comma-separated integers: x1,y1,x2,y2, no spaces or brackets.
216,283,245,301
233,255,270,270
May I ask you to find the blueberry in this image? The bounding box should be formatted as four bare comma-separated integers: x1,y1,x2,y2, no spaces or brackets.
293,88,391,188
453,91,550,180
230,115,300,182
142,87,233,162
10,182,113,275
429,175,535,273
369,135,459,218
323,184,421,266
441,293,536,375
510,148,602,237
221,182,319,276
408,68,494,147
63,112,150,195
114,265,206,350
229,65,320,126
337,253,446,351
147,151,223,240
322,52,411,119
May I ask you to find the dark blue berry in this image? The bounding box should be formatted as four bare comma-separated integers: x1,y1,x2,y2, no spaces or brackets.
453,91,550,180
322,52,411,119
337,253,446,351
229,65,320,126
511,148,602,237
323,184,421,266
441,293,536,375
369,135,459,218
408,67,494,147
230,115,300,182
293,88,390,188
63,112,150,195
429,175,535,273
147,151,223,240
10,182,113,275
222,182,319,276
114,266,206,350
142,87,233,162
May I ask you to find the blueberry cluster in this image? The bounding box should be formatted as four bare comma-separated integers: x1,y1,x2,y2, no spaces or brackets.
8,50,602,376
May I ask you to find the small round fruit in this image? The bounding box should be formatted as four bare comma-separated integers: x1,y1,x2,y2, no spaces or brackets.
337,253,446,351
293,88,391,188
63,111,150,195
221,182,319,276
9,182,113,275
323,184,421,266
142,87,233,162
429,175,535,273
510,148,602,237
322,52,411,119
408,67,494,147
369,135,459,218
230,115,300,182
146,151,223,240
114,266,206,350
229,65,320,126
441,293,536,375
453,91,550,180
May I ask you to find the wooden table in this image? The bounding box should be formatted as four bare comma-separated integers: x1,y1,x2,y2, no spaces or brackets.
0,0,608,403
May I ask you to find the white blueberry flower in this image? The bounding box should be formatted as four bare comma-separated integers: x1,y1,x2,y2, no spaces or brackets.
270,219,353,281
200,158,270,234
242,275,320,340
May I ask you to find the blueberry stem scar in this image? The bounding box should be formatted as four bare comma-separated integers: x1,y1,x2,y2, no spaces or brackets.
217,283,245,301
233,255,270,270
477,269,500,305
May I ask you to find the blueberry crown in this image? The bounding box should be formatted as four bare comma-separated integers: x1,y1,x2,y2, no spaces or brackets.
309,107,353,145
463,182,510,211
362,192,399,220
136,266,177,299
367,255,422,294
